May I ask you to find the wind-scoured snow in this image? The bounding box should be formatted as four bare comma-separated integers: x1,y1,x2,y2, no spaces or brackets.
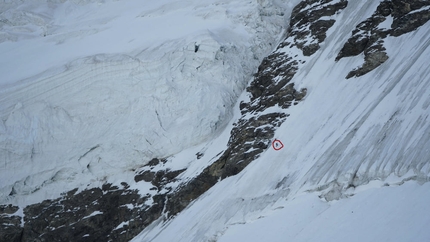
0,0,291,205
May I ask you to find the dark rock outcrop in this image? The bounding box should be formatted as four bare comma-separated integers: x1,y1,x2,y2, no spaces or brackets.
20,184,152,242
288,0,348,56
134,167,186,192
0,205,22,242
2,158,187,242
337,0,430,78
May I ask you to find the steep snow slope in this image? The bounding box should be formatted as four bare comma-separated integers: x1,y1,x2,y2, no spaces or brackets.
132,1,430,241
0,0,291,205
217,182,430,242
1,0,429,241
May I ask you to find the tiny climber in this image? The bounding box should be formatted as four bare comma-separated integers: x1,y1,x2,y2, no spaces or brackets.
272,139,284,150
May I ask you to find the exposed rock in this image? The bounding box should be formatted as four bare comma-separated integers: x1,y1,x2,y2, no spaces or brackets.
0,204,22,242
0,156,187,242
345,44,389,79
337,0,430,78
134,157,186,193
0,204,19,214
134,170,155,183
18,184,155,242
145,158,167,167
196,152,204,159
288,0,348,56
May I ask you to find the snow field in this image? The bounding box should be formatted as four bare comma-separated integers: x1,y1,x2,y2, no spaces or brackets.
217,182,430,242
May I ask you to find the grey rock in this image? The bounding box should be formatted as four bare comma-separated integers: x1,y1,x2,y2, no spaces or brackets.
337,0,430,78
0,205,22,242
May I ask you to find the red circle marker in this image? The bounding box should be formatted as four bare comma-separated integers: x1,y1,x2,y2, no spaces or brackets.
272,139,284,150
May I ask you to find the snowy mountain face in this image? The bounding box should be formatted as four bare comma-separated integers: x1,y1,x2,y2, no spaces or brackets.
1,0,430,241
